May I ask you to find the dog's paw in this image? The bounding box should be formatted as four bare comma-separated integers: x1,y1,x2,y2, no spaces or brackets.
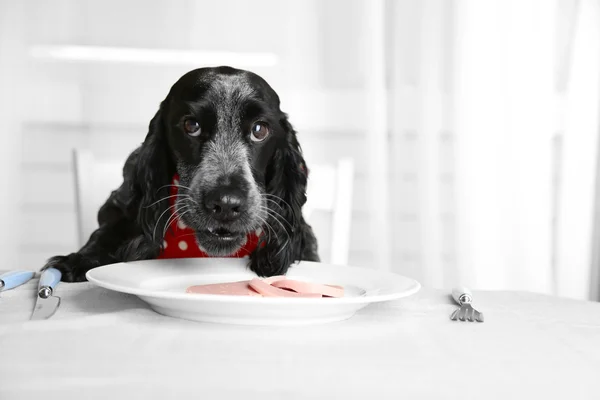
247,254,290,278
43,253,100,282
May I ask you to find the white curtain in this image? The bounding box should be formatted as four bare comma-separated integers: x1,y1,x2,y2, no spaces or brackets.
383,0,599,299
555,0,600,300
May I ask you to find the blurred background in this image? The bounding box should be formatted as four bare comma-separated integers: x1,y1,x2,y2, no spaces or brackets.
1,0,599,301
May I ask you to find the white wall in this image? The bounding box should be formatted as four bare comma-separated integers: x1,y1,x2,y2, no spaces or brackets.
0,1,27,271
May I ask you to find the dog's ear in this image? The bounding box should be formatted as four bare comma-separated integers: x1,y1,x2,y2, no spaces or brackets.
272,114,309,212
131,103,175,245
250,113,310,276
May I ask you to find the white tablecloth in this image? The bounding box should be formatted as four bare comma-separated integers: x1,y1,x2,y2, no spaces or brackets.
1,275,599,400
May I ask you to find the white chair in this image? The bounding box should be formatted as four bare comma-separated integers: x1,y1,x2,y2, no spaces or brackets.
72,149,126,247
302,158,354,265
72,149,354,264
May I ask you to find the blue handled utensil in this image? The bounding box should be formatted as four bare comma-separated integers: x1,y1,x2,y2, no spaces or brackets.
30,268,62,320
0,270,35,296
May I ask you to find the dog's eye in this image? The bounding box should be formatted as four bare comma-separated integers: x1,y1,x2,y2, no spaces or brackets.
250,122,270,142
183,119,201,136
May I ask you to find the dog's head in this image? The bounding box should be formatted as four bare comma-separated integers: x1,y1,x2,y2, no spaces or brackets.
132,66,308,268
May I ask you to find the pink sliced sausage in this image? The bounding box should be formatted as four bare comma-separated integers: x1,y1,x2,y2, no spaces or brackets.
271,280,344,298
186,277,344,298
186,281,261,297
248,278,322,298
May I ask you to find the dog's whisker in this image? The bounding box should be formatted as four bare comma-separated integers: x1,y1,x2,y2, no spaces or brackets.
178,209,192,220
260,207,291,246
163,205,191,238
161,209,180,239
162,205,185,238
261,198,295,222
174,183,194,191
258,205,294,234
173,232,201,240
262,194,294,213
144,194,195,209
155,183,194,194
152,203,179,242
261,196,298,237
254,214,274,243
270,217,292,258
162,210,186,240
263,220,276,244
168,209,192,238
259,213,292,248
273,238,290,258
177,195,199,205
258,205,293,230
156,184,181,193
262,197,288,212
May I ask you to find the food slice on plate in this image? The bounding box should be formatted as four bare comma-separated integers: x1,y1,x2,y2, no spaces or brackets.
248,278,322,298
186,281,261,296
271,280,344,298
186,276,344,298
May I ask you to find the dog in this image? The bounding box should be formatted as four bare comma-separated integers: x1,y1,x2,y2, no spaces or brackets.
43,66,320,282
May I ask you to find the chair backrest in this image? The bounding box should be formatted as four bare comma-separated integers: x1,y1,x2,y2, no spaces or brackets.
72,149,354,264
303,158,354,265
72,149,125,247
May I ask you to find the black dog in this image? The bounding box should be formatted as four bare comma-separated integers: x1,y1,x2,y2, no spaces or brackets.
43,66,320,282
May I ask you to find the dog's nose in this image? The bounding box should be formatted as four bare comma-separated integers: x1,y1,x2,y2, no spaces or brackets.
204,188,247,222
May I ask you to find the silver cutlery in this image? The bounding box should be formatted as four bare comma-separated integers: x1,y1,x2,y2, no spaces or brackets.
450,286,484,322
30,268,62,320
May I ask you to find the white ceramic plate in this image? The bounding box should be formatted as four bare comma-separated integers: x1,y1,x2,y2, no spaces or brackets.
86,258,420,326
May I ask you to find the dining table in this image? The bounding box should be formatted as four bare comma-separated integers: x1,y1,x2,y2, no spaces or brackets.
1,270,599,400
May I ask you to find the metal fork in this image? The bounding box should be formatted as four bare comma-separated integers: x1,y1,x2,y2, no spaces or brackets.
450,287,484,322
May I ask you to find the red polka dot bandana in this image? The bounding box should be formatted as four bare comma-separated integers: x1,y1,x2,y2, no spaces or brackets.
157,175,263,259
